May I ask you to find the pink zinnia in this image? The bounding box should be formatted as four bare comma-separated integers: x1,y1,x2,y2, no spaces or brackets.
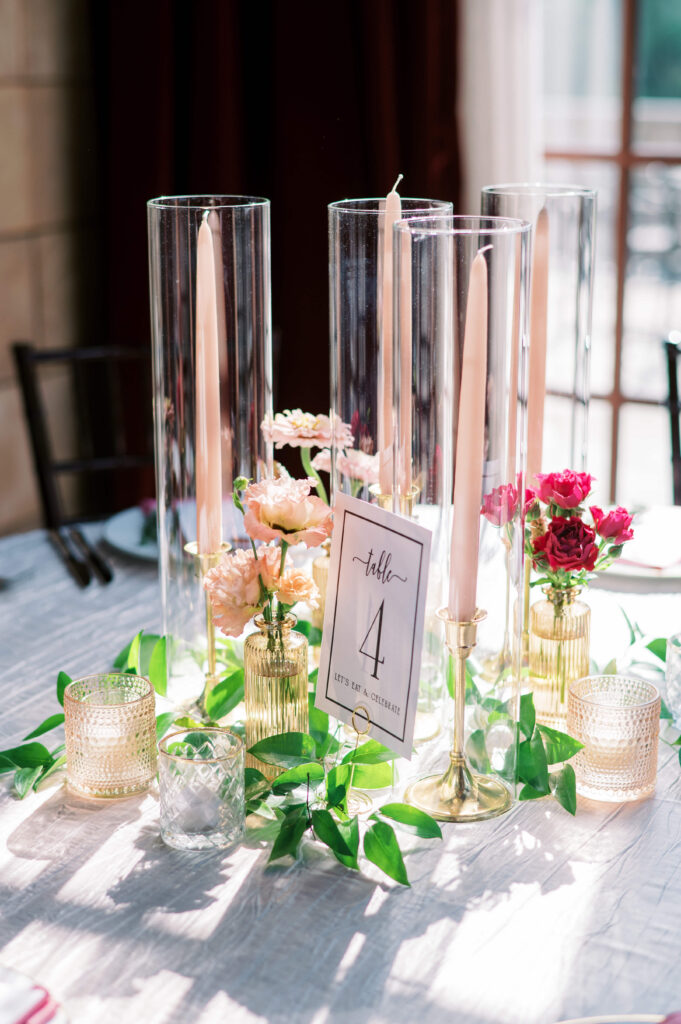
261,409,353,450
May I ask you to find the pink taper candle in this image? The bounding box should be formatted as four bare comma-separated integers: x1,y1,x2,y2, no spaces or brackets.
448,251,488,622
378,174,403,494
526,208,549,486
195,210,223,554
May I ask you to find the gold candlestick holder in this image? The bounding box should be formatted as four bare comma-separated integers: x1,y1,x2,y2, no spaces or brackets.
404,607,511,822
184,541,231,713
368,484,420,517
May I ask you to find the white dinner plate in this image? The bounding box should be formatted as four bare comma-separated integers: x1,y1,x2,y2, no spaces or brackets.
555,1016,665,1024
103,506,158,562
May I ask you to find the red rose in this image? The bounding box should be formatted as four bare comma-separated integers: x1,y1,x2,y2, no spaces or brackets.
532,516,599,572
524,488,540,519
481,483,518,526
534,470,594,509
590,505,634,545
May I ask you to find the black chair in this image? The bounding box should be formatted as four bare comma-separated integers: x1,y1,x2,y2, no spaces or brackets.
665,331,681,505
12,342,154,529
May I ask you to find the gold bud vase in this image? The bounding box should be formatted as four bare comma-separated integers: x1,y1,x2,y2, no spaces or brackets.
529,585,590,730
244,613,309,780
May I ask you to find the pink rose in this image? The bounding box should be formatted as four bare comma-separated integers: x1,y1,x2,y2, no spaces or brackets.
277,567,320,608
261,409,353,450
532,516,599,572
243,477,334,548
533,470,594,509
481,484,518,527
524,488,540,519
590,505,634,545
204,546,281,637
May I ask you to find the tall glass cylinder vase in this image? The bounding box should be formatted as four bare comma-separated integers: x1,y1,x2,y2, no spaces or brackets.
329,197,452,505
148,196,272,705
480,184,596,478
397,216,531,814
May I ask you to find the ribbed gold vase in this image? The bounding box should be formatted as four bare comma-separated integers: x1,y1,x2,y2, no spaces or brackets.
244,613,309,780
529,586,590,730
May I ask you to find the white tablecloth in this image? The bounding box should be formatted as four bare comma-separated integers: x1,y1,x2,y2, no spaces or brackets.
1,529,681,1024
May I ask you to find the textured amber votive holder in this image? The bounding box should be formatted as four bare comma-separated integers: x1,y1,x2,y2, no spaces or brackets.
567,674,660,803
64,673,157,799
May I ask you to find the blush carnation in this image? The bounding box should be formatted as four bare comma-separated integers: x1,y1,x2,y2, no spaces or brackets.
277,567,320,609
204,545,281,637
590,505,634,545
532,516,599,573
311,447,379,484
533,470,594,509
481,483,518,526
261,409,353,450
243,477,334,548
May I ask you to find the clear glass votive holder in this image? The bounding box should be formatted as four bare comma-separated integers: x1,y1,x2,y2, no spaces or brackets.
64,674,157,799
567,675,660,803
664,632,681,726
158,727,245,851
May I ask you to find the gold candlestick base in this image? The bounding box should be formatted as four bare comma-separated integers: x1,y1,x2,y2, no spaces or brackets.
404,607,511,823
368,484,420,516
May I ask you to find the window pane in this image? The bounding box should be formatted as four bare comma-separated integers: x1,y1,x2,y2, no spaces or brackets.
618,402,672,507
543,0,622,154
622,164,681,401
633,0,681,152
543,160,618,397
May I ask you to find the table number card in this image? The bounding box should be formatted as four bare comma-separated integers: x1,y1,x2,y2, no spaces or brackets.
316,493,432,759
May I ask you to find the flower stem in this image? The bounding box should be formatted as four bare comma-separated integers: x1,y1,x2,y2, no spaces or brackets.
301,446,329,505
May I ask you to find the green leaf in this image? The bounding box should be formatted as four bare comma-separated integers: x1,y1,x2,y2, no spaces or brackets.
376,802,442,839
647,637,668,663
308,667,319,688
295,620,322,646
349,761,393,789
271,762,325,794
245,767,271,811
268,806,309,862
205,669,244,720
112,640,131,669
172,715,204,729
466,729,491,774
155,712,176,741
22,713,65,741
0,755,15,775
308,696,328,744
311,808,353,857
519,691,535,739
248,731,317,768
549,764,577,815
446,654,455,698
334,815,360,870
517,731,550,794
341,739,397,765
536,724,584,764
602,657,617,675
618,604,641,645
0,742,53,769
518,782,547,801
661,699,673,721
56,671,71,706
13,765,43,798
148,636,167,696
125,631,143,673
363,821,410,886
37,754,66,787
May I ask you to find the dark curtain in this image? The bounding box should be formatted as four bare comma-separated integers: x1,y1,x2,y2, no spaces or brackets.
89,0,460,472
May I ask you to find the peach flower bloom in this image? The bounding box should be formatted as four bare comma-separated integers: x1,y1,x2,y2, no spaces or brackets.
277,567,320,609
204,545,281,637
311,447,379,484
261,409,353,450
243,477,333,548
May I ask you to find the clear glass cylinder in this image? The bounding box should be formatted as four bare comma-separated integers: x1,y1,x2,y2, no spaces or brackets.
529,585,591,731
147,196,272,703
481,183,596,477
394,215,531,789
309,540,331,631
244,613,309,780
567,675,660,802
328,197,452,505
64,674,157,798
158,727,245,850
